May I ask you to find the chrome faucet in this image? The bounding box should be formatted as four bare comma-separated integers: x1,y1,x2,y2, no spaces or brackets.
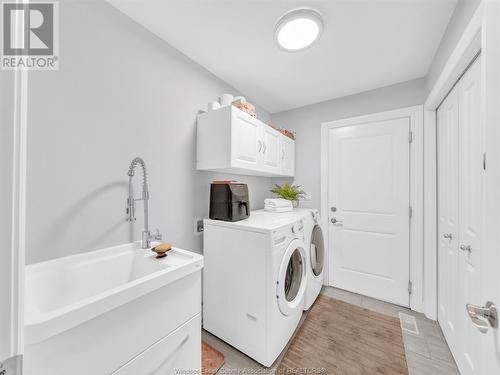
126,157,162,249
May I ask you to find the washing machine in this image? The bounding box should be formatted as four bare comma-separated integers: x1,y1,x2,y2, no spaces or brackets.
203,211,307,367
295,209,325,310
256,208,325,310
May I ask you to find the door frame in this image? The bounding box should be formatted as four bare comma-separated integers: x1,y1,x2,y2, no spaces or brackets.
481,2,500,373
0,52,28,366
320,105,424,312
424,1,485,321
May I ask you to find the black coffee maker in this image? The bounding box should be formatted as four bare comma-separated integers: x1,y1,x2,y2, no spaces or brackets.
209,182,250,222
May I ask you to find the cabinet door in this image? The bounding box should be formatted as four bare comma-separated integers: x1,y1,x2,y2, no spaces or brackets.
280,136,295,176
231,111,261,170
261,126,281,173
111,314,201,375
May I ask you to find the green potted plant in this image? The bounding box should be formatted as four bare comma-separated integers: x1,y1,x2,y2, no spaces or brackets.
270,183,305,208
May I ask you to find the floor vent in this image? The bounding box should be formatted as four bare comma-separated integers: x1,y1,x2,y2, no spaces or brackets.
399,312,419,335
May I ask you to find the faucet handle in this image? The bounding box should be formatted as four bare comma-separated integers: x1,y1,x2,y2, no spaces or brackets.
153,228,162,241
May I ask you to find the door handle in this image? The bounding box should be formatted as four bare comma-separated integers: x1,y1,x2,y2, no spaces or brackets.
263,142,267,154
443,233,452,239
330,218,343,226
466,302,498,333
460,244,472,253
258,140,262,153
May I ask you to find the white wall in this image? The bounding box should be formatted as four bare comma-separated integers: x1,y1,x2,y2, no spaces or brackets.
0,71,15,359
25,0,274,264
271,78,426,210
425,0,481,94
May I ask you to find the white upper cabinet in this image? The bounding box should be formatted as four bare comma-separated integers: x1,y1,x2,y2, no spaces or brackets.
197,106,295,177
280,136,295,176
261,124,281,174
231,110,261,169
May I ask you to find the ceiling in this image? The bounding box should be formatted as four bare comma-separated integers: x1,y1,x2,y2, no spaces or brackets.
109,0,457,113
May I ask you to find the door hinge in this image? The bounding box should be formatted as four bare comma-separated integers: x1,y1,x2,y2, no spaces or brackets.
408,131,413,143
483,152,486,170
408,206,413,218
408,281,413,295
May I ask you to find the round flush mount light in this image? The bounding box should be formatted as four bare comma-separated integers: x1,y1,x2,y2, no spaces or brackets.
274,8,323,52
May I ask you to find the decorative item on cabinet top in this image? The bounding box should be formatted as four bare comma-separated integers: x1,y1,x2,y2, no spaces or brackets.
270,183,305,208
197,105,295,177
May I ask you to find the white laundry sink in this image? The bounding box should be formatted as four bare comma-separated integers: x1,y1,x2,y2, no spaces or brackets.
24,242,203,375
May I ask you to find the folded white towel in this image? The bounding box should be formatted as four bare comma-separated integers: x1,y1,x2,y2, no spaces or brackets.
264,198,293,208
264,206,293,213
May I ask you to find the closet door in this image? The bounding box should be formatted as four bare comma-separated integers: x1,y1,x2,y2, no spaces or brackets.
456,55,483,375
437,85,460,352
438,55,483,375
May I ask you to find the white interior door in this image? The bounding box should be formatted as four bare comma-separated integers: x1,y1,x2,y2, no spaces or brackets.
437,84,460,351
437,55,483,374
328,118,410,306
456,55,483,374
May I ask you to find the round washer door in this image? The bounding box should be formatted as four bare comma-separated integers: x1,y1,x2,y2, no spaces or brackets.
310,224,325,277
277,239,307,316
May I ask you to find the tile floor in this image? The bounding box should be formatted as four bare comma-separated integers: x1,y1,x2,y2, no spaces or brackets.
203,286,460,374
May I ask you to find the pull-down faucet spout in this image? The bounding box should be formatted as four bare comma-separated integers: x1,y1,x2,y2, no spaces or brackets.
126,157,162,249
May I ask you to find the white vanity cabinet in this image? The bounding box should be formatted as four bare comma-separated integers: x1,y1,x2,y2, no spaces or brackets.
112,314,201,375
24,243,203,375
197,106,295,177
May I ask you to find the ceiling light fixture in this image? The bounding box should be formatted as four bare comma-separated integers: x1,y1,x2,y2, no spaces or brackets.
274,8,323,52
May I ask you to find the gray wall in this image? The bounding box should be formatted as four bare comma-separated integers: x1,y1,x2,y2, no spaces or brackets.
26,0,274,264
426,0,481,93
0,71,15,358
24,0,478,264
271,78,426,210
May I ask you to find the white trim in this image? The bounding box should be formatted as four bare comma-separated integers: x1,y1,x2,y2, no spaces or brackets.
10,67,28,355
10,2,29,356
422,109,437,320
425,2,483,109
8,0,30,351
423,1,484,321
1,4,27,360
320,105,424,312
0,0,29,360
481,2,500,372
320,125,329,284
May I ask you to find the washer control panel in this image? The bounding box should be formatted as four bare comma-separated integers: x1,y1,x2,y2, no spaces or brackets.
272,220,304,244
291,220,304,236
311,210,320,224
